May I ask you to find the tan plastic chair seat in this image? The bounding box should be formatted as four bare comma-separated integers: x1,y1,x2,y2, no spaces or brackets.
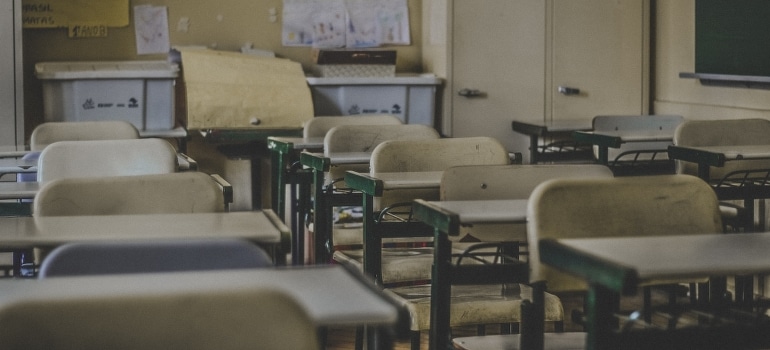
385,284,564,332
454,332,586,350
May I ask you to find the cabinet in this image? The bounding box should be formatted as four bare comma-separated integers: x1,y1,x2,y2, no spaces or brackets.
447,0,649,163
0,0,24,148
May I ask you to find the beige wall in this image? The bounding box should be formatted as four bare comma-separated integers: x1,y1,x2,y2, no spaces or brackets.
23,1,770,141
21,0,423,140
654,1,770,120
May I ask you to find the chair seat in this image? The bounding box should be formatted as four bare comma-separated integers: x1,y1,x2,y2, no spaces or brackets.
333,248,437,284
334,244,516,285
384,284,564,331
453,332,586,350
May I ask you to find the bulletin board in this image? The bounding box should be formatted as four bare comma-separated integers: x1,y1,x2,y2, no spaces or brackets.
695,0,770,77
22,0,128,37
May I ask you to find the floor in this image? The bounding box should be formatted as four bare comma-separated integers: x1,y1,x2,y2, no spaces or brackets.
323,287,681,349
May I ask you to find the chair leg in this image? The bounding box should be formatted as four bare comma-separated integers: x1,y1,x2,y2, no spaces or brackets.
354,326,364,350
643,286,652,323
410,331,421,350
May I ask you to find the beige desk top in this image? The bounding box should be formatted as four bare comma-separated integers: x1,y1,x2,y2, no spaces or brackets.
0,181,39,200
543,232,770,290
0,211,287,249
0,265,400,327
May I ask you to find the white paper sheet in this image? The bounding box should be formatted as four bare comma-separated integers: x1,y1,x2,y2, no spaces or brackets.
282,0,410,48
134,5,170,55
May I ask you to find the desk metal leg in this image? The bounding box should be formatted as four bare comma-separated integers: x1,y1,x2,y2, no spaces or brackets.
429,229,452,350
530,135,540,164
290,167,312,265
585,283,619,350
597,146,609,165
270,150,286,218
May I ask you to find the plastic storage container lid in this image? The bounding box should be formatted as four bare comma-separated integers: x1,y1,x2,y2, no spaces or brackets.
35,61,179,80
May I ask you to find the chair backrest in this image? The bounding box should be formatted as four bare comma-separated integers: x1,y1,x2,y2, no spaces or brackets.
0,287,319,350
36,138,178,184
673,118,770,180
371,137,510,207
34,172,229,216
324,124,440,154
30,121,140,151
37,238,273,277
441,164,614,201
440,164,613,243
303,114,402,138
592,115,683,161
324,124,440,181
372,136,510,173
527,175,723,293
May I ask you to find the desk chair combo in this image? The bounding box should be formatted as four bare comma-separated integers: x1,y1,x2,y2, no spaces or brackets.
671,118,770,233
17,139,234,274
0,121,146,217
269,114,402,227
301,123,440,264
403,163,613,350
453,175,723,349
574,115,683,176
13,120,194,182
341,137,541,350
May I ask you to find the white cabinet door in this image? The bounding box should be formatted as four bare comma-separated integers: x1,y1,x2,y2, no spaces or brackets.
450,0,546,155
549,0,648,121
0,0,23,148
450,0,648,160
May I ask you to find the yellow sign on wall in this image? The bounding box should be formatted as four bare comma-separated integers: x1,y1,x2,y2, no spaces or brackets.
22,0,128,29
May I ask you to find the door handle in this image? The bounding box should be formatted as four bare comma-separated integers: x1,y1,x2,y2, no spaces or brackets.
458,88,483,98
557,86,580,95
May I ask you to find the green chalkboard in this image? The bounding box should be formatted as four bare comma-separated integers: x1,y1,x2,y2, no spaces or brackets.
696,0,770,77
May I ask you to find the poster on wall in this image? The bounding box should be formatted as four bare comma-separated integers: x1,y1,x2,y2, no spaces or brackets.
282,0,410,48
22,0,129,38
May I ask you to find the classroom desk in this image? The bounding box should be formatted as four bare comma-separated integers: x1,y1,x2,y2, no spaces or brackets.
0,157,37,176
0,264,408,349
268,137,324,265
511,119,593,163
667,145,770,180
197,127,304,209
344,171,443,283
300,151,373,264
539,233,770,350
411,199,529,350
572,130,674,165
668,144,770,230
0,211,290,265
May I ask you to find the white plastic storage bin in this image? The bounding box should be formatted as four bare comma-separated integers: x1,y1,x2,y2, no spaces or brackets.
306,75,442,126
35,61,178,131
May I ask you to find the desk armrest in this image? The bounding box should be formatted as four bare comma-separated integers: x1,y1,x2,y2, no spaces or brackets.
176,152,198,171
210,174,233,211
